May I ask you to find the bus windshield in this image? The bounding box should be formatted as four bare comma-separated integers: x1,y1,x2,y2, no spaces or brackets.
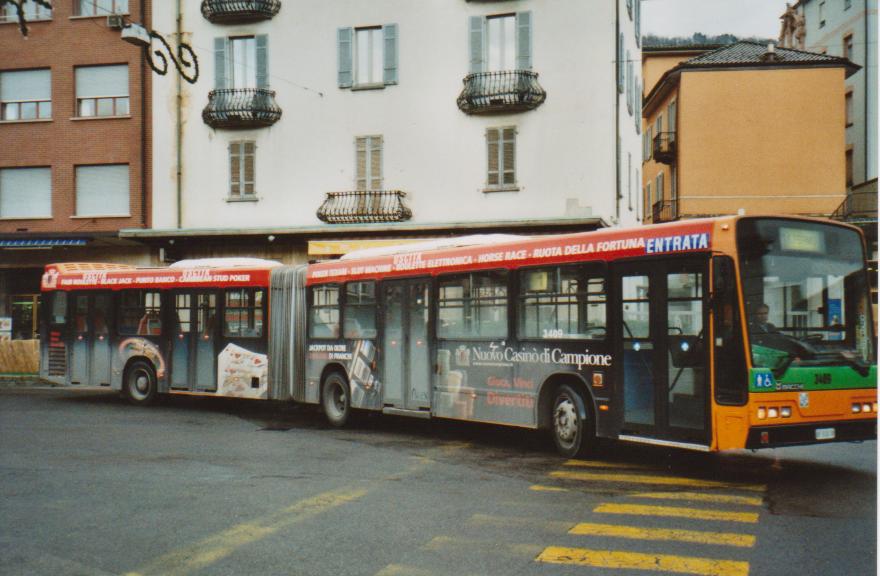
737,219,874,376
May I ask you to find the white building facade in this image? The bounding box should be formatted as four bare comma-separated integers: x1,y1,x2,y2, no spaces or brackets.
135,0,644,260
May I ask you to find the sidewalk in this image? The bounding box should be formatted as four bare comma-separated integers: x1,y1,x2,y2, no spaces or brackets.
0,375,56,389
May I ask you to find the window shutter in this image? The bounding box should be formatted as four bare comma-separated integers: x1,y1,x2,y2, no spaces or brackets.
370,136,383,191
75,65,128,98
626,53,632,115
469,16,485,74
338,27,353,88
214,37,228,89
356,137,367,190
657,172,664,202
244,142,256,195
635,0,641,47
0,69,50,101
255,35,269,89
516,12,532,70
383,24,398,85
230,143,241,197
486,128,499,186
76,165,129,216
502,128,516,185
617,34,624,94
0,167,51,218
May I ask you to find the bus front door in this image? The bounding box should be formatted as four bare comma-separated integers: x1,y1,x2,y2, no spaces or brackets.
70,292,112,386
382,279,431,412
616,259,709,446
171,292,218,391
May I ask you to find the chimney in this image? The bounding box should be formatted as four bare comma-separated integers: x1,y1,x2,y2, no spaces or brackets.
760,42,780,63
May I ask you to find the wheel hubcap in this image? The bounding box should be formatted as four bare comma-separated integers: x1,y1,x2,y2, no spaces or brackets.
554,397,578,445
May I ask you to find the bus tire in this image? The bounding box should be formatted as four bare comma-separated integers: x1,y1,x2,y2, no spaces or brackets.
124,360,158,405
551,384,593,458
322,372,351,427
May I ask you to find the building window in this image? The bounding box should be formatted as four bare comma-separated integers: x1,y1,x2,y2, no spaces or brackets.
229,141,256,199
337,25,398,89
487,14,516,72
75,64,129,117
845,90,854,126
843,34,854,60
1,0,51,22
645,182,652,217
644,124,653,160
0,69,51,121
486,127,516,190
356,136,383,191
845,148,854,188
819,1,826,28
617,33,625,94
230,36,256,88
469,13,531,73
75,164,129,216
0,167,51,218
656,171,665,204
74,0,128,16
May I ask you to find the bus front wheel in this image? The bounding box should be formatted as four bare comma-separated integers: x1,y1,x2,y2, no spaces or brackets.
124,360,157,405
322,372,351,427
551,384,592,458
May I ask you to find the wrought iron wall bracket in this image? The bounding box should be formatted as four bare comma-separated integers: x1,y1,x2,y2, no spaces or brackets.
144,29,199,84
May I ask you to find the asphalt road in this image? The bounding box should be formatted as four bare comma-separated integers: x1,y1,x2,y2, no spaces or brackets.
0,386,875,576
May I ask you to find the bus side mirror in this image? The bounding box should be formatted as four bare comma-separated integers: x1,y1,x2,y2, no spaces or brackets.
712,256,734,299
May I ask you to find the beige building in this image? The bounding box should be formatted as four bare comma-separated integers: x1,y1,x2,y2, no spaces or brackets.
641,41,858,224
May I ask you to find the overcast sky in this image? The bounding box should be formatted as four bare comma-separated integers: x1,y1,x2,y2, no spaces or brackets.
642,0,793,39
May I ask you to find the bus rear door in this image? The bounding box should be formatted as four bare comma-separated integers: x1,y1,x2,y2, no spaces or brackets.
70,291,112,386
381,279,431,412
170,291,218,391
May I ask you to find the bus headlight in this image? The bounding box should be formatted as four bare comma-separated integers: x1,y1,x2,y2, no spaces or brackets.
862,403,872,413
767,407,779,419
780,406,792,418
852,403,862,413
757,407,767,419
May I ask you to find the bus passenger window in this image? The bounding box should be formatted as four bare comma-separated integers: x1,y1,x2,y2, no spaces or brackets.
519,266,606,340
50,292,68,326
309,285,340,339
119,291,162,336
224,289,263,338
438,271,508,339
343,281,377,339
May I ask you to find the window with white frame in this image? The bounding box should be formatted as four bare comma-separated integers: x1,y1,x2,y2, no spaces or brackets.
0,69,51,121
0,167,51,218
229,141,256,199
75,65,129,117
486,127,516,190
356,136,383,191
230,36,256,89
0,0,52,22
337,25,397,89
74,0,128,16
75,164,129,216
468,13,531,73
487,14,516,72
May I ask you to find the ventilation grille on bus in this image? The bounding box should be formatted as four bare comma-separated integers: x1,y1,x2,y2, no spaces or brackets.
48,344,67,376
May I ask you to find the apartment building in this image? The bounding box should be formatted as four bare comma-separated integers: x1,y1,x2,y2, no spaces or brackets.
128,0,644,262
641,41,857,225
0,0,151,340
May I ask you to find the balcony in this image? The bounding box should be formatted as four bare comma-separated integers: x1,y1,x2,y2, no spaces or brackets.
200,0,281,23
652,200,678,224
652,132,676,165
831,187,878,225
317,191,413,224
456,70,546,115
202,88,282,129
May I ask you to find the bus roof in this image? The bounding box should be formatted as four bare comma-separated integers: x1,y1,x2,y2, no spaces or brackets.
308,217,726,284
41,259,279,292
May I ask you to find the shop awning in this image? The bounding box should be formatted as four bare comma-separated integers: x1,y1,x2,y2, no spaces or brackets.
0,238,88,248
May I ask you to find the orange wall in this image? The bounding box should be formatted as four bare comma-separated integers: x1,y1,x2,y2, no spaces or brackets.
676,67,847,217
642,52,704,95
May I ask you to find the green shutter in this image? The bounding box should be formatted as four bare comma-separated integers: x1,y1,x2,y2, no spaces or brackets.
256,35,269,89
516,12,532,70
617,34,624,94
383,24,398,85
214,37,227,89
338,27,353,88
469,16,485,74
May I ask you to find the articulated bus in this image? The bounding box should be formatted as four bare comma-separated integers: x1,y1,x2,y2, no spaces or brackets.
41,216,877,456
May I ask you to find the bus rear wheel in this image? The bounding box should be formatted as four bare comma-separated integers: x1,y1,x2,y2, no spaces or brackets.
124,360,157,405
551,384,592,458
322,372,351,427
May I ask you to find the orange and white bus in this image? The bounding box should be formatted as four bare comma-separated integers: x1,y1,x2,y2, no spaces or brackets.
41,216,876,456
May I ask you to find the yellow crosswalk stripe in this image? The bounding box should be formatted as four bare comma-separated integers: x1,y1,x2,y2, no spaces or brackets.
633,491,764,507
537,546,750,576
528,484,569,492
594,503,759,524
564,459,653,471
550,469,765,492
570,522,756,548
374,564,435,576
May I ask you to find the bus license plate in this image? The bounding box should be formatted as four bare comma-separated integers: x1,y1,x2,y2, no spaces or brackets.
815,428,836,441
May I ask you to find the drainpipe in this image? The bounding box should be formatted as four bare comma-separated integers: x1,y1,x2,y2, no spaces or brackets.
176,0,183,229
140,0,147,228
614,0,621,222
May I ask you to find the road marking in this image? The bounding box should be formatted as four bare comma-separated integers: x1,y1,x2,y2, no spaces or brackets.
550,469,765,491
468,513,573,533
564,458,654,471
570,522,756,548
528,484,569,492
594,503,759,524
123,487,368,576
536,546,750,576
424,536,544,558
633,491,764,507
375,564,435,576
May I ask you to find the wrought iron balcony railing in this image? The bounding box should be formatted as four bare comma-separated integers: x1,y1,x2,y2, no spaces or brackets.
202,88,282,129
317,191,412,224
652,132,676,165
456,70,547,115
830,189,878,224
200,0,281,23
652,200,678,223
